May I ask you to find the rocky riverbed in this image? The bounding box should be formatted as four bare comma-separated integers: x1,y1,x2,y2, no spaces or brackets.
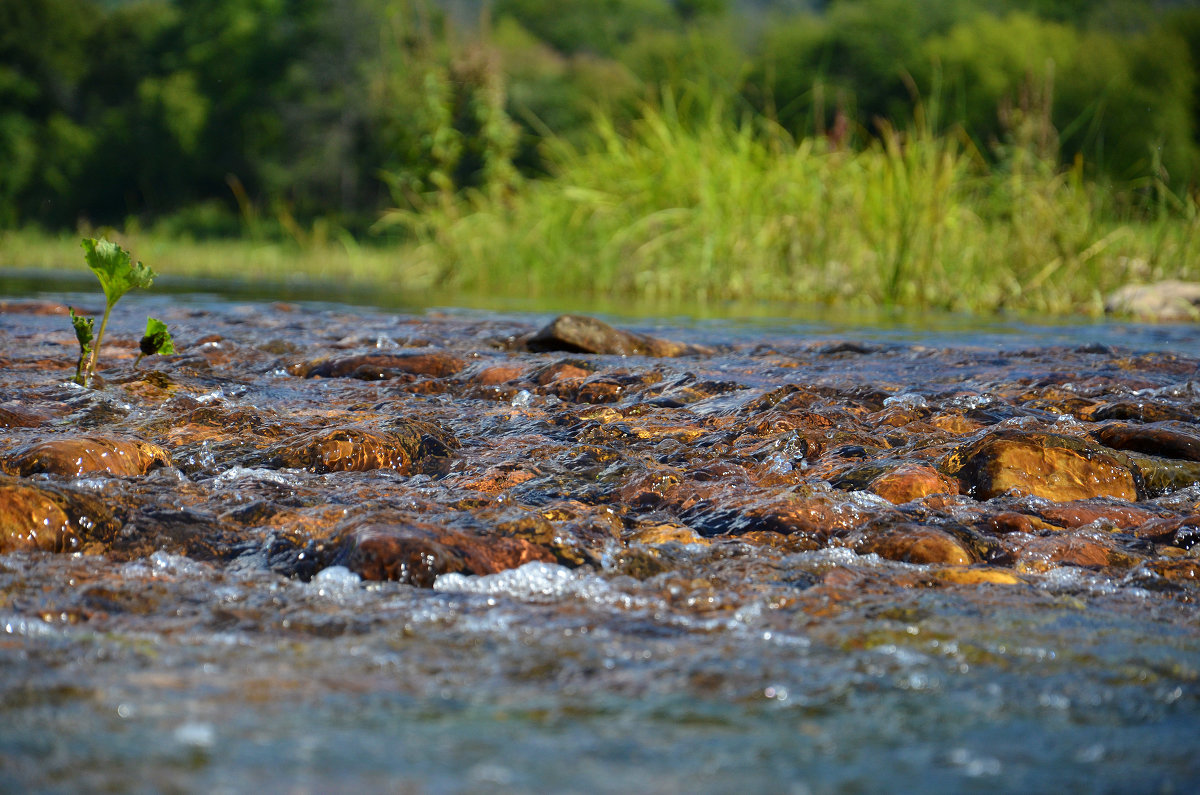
1,297,1198,792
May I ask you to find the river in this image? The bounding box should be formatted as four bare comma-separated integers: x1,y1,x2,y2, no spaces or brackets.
1,279,1197,793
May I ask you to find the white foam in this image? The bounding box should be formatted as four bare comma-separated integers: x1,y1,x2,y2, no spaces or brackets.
212,466,296,486
433,561,625,606
311,565,362,597
883,392,927,409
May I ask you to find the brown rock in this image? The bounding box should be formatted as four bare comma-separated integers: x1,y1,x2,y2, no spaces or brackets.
944,430,1138,502
302,351,465,380
868,463,959,504
0,404,49,428
1143,559,1199,584
1014,534,1126,572
1104,280,1200,321
527,314,704,357
1088,402,1195,423
1036,502,1160,530
981,511,1057,535
856,525,975,566
927,413,985,436
0,476,120,553
338,523,554,586
1094,423,1200,461
532,360,595,384
0,481,75,552
7,435,170,477
265,420,457,474
628,523,709,546
469,364,527,386
933,567,1022,585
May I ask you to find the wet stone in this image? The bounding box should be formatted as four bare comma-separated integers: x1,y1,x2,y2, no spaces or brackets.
263,420,458,474
0,475,119,553
301,351,466,380
944,430,1139,502
853,525,976,566
333,520,555,586
5,435,171,478
527,314,705,357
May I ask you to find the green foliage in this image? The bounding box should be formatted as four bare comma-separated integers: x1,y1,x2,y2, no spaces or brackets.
69,308,95,385
82,236,156,310
382,99,1200,315
494,0,678,56
2,0,1199,272
72,237,161,387
134,316,175,368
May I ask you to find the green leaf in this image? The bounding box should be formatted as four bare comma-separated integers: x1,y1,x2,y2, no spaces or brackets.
81,237,157,309
139,316,175,357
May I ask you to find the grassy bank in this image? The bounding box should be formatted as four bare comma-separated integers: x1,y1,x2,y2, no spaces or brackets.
5,104,1200,317
383,102,1200,316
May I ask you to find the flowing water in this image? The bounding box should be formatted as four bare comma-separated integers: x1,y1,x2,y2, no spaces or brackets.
1,284,1198,793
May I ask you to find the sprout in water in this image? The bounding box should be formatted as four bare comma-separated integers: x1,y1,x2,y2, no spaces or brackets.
69,307,94,385
69,238,172,386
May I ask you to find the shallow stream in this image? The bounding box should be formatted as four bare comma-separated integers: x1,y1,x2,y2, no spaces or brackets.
1,287,1198,793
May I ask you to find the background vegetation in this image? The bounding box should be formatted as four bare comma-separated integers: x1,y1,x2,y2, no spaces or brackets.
4,0,1200,314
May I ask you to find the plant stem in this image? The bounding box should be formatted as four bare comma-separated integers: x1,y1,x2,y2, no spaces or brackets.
83,302,114,388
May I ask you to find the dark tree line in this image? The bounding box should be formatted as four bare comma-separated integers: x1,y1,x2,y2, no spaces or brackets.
2,0,1197,234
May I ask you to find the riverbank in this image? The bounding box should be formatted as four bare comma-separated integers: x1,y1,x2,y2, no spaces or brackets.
5,107,1200,318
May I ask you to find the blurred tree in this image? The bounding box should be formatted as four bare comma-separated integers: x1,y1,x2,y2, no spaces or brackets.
494,0,677,56
0,0,99,224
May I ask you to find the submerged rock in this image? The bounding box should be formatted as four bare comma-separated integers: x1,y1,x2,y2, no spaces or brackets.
527,314,705,357
263,420,458,474
867,463,959,505
333,521,555,587
0,475,119,553
1093,423,1200,462
300,351,465,379
5,435,171,478
943,430,1138,502
854,525,975,566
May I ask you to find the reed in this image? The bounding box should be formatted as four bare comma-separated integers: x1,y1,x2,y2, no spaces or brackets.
381,99,1200,315
7,101,1200,317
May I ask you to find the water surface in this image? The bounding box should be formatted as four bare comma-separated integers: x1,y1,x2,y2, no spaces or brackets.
1,283,1197,793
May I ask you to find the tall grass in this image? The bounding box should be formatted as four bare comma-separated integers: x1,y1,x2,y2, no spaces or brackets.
381,97,1200,315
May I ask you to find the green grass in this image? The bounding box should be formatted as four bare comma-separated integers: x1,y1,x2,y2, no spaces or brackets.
382,101,1200,316
5,102,1200,318
0,228,438,291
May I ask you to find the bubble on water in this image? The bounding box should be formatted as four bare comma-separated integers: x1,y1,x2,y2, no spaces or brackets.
844,490,894,510
883,392,927,409
1,613,60,638
510,389,534,409
311,565,362,597
70,477,112,491
945,393,994,410
947,747,1002,777
118,551,208,580
763,685,790,702
213,466,297,486
434,561,614,603
173,721,215,748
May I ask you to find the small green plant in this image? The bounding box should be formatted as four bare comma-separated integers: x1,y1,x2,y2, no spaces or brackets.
70,238,171,387
69,308,94,384
134,317,175,368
